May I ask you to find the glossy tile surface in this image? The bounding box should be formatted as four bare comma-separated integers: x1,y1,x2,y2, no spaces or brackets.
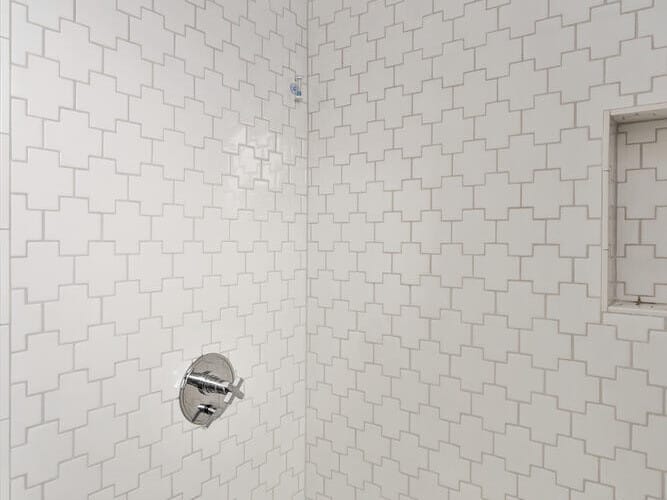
307,1,667,499
4,0,307,498
4,0,667,499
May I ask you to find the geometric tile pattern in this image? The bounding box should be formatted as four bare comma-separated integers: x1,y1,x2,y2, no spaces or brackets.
615,119,667,304
4,0,667,499
307,1,667,499
5,1,306,499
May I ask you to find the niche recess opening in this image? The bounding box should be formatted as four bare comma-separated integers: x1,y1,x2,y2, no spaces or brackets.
603,103,667,316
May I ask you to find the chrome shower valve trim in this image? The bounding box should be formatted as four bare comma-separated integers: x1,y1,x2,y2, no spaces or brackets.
179,353,245,428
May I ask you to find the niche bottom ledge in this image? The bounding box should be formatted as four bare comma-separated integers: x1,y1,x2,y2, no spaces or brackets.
608,300,667,317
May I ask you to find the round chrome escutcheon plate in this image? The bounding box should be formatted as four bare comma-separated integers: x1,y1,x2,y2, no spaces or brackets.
179,353,235,426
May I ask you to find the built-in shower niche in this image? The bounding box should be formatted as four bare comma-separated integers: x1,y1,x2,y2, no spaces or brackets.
603,103,667,316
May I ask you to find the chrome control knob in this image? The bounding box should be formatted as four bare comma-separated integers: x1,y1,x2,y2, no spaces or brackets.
179,353,245,428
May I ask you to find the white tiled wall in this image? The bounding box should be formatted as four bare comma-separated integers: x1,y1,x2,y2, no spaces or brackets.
307,0,667,499
616,119,667,304
5,1,667,499
3,0,307,499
